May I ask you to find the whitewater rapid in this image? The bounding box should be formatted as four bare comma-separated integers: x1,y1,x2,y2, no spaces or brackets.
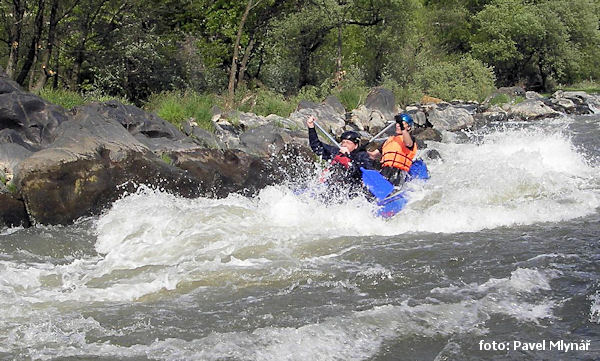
1,115,599,360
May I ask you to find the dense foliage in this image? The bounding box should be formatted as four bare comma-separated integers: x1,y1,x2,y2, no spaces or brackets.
1,0,599,111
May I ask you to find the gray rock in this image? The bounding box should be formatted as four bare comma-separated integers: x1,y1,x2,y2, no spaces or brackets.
289,104,346,137
506,99,561,120
0,143,32,182
405,106,428,127
550,98,576,113
265,114,301,131
474,106,509,124
182,120,222,149
239,123,292,157
0,92,68,148
324,95,346,115
72,101,196,153
13,113,203,225
365,87,396,121
349,105,387,133
426,106,475,131
0,71,23,95
414,127,442,142
168,148,282,198
526,91,544,99
552,90,600,114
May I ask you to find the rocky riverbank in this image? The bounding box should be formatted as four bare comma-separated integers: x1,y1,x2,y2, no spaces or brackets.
1,70,598,227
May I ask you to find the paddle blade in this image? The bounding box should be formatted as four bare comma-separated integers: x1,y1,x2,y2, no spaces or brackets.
361,167,394,200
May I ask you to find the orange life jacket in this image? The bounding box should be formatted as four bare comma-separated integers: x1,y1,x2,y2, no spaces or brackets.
380,135,417,171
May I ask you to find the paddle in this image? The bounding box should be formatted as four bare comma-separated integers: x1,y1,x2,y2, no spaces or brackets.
360,167,394,200
313,120,341,148
365,121,396,145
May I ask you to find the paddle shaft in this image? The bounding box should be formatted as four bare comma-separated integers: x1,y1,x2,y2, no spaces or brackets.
313,120,341,148
367,121,396,144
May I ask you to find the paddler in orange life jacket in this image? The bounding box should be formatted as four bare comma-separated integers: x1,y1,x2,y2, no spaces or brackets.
368,113,417,187
306,115,374,186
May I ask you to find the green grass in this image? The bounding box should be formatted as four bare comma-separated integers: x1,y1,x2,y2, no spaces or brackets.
488,93,525,106
559,80,600,94
38,88,131,109
333,85,369,112
144,91,216,132
236,88,296,118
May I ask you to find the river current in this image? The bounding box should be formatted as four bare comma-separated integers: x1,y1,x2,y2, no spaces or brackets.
1,114,599,360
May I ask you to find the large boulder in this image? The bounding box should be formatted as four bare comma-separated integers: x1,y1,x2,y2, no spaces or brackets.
169,148,279,198
0,91,68,150
72,101,199,153
365,87,396,122
290,101,346,137
13,113,203,225
348,105,387,133
0,70,22,94
238,122,305,158
323,95,346,115
506,99,561,120
426,104,475,131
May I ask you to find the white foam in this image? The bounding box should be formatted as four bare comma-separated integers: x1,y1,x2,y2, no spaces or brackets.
20,281,557,361
431,268,558,323
590,290,600,324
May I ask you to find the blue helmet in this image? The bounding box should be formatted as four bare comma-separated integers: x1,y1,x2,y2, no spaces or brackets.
395,113,414,127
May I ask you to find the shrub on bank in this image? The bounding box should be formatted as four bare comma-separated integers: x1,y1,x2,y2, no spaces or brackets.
144,91,216,132
413,55,496,103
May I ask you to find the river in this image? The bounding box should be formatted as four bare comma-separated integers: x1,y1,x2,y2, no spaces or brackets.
1,114,599,360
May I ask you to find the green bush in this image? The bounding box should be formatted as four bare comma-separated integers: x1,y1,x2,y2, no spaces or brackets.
413,55,496,102
144,91,216,132
294,85,323,103
333,85,368,111
379,78,423,107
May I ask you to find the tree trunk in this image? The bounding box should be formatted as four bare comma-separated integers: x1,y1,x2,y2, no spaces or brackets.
16,0,46,86
227,0,254,108
31,0,60,92
5,0,25,78
237,36,255,88
335,23,342,76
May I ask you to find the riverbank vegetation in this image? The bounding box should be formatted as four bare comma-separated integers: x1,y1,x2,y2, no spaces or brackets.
2,0,599,130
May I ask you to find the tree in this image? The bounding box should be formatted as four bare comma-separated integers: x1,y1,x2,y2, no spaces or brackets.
470,0,600,90
227,0,255,107
1,0,26,78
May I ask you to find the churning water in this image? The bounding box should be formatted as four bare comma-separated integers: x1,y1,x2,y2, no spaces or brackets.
1,114,599,360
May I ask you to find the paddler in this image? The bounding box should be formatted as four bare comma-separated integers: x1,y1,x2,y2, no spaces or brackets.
306,115,373,189
367,113,417,187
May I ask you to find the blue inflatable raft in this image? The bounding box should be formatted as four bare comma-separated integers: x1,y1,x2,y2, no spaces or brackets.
362,159,429,218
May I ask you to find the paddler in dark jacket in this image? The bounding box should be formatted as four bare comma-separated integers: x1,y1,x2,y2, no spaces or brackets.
306,115,373,187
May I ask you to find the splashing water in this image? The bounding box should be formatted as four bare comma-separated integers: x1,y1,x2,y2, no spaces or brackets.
1,117,600,360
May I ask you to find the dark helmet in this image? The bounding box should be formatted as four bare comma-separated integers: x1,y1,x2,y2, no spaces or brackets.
395,113,414,127
340,130,361,145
